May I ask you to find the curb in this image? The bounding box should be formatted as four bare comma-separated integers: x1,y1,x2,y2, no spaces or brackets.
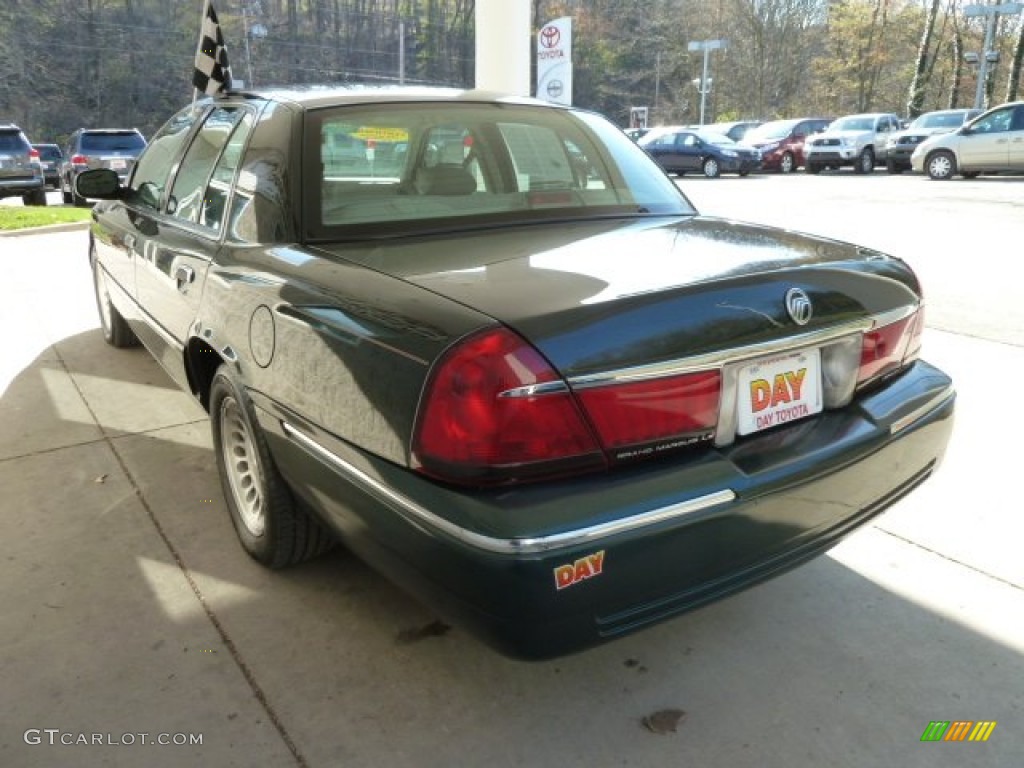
0,220,91,237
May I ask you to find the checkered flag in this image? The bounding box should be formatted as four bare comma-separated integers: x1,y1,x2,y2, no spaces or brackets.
193,0,232,96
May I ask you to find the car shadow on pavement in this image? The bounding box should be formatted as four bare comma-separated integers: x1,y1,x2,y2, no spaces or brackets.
3,329,1022,768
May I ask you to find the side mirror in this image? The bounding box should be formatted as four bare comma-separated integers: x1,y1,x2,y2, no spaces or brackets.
75,168,122,200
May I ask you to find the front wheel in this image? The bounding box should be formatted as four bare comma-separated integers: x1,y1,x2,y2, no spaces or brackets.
702,157,721,178
855,148,875,174
92,254,139,348
779,152,795,174
926,150,956,180
210,365,335,569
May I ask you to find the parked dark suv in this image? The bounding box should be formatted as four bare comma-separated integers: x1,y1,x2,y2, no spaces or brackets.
60,128,147,205
0,124,47,205
32,143,63,188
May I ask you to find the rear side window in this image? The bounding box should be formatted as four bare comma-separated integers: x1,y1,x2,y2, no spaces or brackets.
168,107,246,227
81,132,146,152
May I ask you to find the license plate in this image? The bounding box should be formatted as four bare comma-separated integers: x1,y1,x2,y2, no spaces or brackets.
109,159,127,170
736,349,822,435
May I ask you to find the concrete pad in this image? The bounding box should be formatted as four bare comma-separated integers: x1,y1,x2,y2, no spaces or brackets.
0,353,103,460
54,330,207,436
879,330,1024,588
0,441,296,767
105,424,1024,768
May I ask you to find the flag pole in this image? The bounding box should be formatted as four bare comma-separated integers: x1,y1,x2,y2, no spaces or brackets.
192,0,210,104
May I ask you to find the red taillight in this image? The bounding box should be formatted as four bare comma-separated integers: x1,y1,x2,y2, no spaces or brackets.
858,311,918,387
29,148,40,160
574,372,720,457
71,154,88,166
413,328,605,485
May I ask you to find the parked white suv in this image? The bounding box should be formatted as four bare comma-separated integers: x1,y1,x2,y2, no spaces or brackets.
804,112,901,174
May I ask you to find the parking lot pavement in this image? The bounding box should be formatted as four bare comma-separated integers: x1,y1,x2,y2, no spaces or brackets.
2,228,1022,767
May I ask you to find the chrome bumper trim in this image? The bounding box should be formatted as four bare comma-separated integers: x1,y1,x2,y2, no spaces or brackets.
281,421,735,555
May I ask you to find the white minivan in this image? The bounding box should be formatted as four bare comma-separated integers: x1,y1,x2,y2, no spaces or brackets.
912,101,1024,180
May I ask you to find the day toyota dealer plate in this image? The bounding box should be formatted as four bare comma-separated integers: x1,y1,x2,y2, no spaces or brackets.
78,85,955,659
737,349,823,435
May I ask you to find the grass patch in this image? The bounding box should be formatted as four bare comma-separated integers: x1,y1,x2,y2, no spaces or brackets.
0,206,92,231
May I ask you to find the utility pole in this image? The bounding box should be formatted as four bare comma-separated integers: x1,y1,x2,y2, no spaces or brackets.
687,39,726,126
963,2,1023,110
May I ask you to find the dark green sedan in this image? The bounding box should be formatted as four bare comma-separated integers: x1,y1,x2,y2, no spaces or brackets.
80,86,954,659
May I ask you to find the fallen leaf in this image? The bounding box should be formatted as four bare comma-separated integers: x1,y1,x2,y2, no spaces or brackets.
94,474,108,484
642,708,686,734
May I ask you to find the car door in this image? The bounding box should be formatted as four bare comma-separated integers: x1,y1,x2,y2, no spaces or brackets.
958,105,1014,169
91,104,209,359
874,116,896,159
642,131,685,173
1008,105,1024,171
678,133,703,172
133,106,254,388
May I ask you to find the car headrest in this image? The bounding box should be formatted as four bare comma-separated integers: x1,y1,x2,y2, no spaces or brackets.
414,164,476,195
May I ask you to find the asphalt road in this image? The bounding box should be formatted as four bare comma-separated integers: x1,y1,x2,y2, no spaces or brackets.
1,172,1022,767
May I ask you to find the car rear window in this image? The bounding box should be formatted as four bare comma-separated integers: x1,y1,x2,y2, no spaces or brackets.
0,132,29,152
35,145,62,160
80,132,146,152
306,102,691,239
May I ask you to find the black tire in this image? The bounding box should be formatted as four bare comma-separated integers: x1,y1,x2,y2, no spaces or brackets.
855,147,875,174
926,150,956,181
779,152,795,174
886,159,903,175
22,189,47,206
61,175,72,204
92,252,139,348
210,365,335,569
702,157,721,178
805,163,822,175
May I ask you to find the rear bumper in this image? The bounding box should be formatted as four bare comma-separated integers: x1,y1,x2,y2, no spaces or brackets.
259,360,954,659
0,177,45,197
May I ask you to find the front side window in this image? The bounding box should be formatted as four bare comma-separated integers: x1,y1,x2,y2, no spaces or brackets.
307,102,691,239
130,104,207,210
971,108,1014,134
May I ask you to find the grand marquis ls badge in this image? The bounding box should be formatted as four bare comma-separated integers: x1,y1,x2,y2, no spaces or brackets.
785,288,813,326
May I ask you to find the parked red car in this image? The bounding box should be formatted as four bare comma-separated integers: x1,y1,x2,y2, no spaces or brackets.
742,117,833,173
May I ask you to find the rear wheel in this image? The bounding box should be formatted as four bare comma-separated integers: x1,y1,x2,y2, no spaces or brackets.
92,253,139,348
779,152,795,174
210,365,335,569
886,159,903,174
855,147,875,174
702,157,721,178
22,189,47,206
926,150,956,180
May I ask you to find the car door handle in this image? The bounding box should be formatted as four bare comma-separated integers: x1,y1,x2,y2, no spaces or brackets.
174,264,195,291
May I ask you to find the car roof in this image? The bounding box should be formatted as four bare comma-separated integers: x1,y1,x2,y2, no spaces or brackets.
76,128,143,134
217,84,556,111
